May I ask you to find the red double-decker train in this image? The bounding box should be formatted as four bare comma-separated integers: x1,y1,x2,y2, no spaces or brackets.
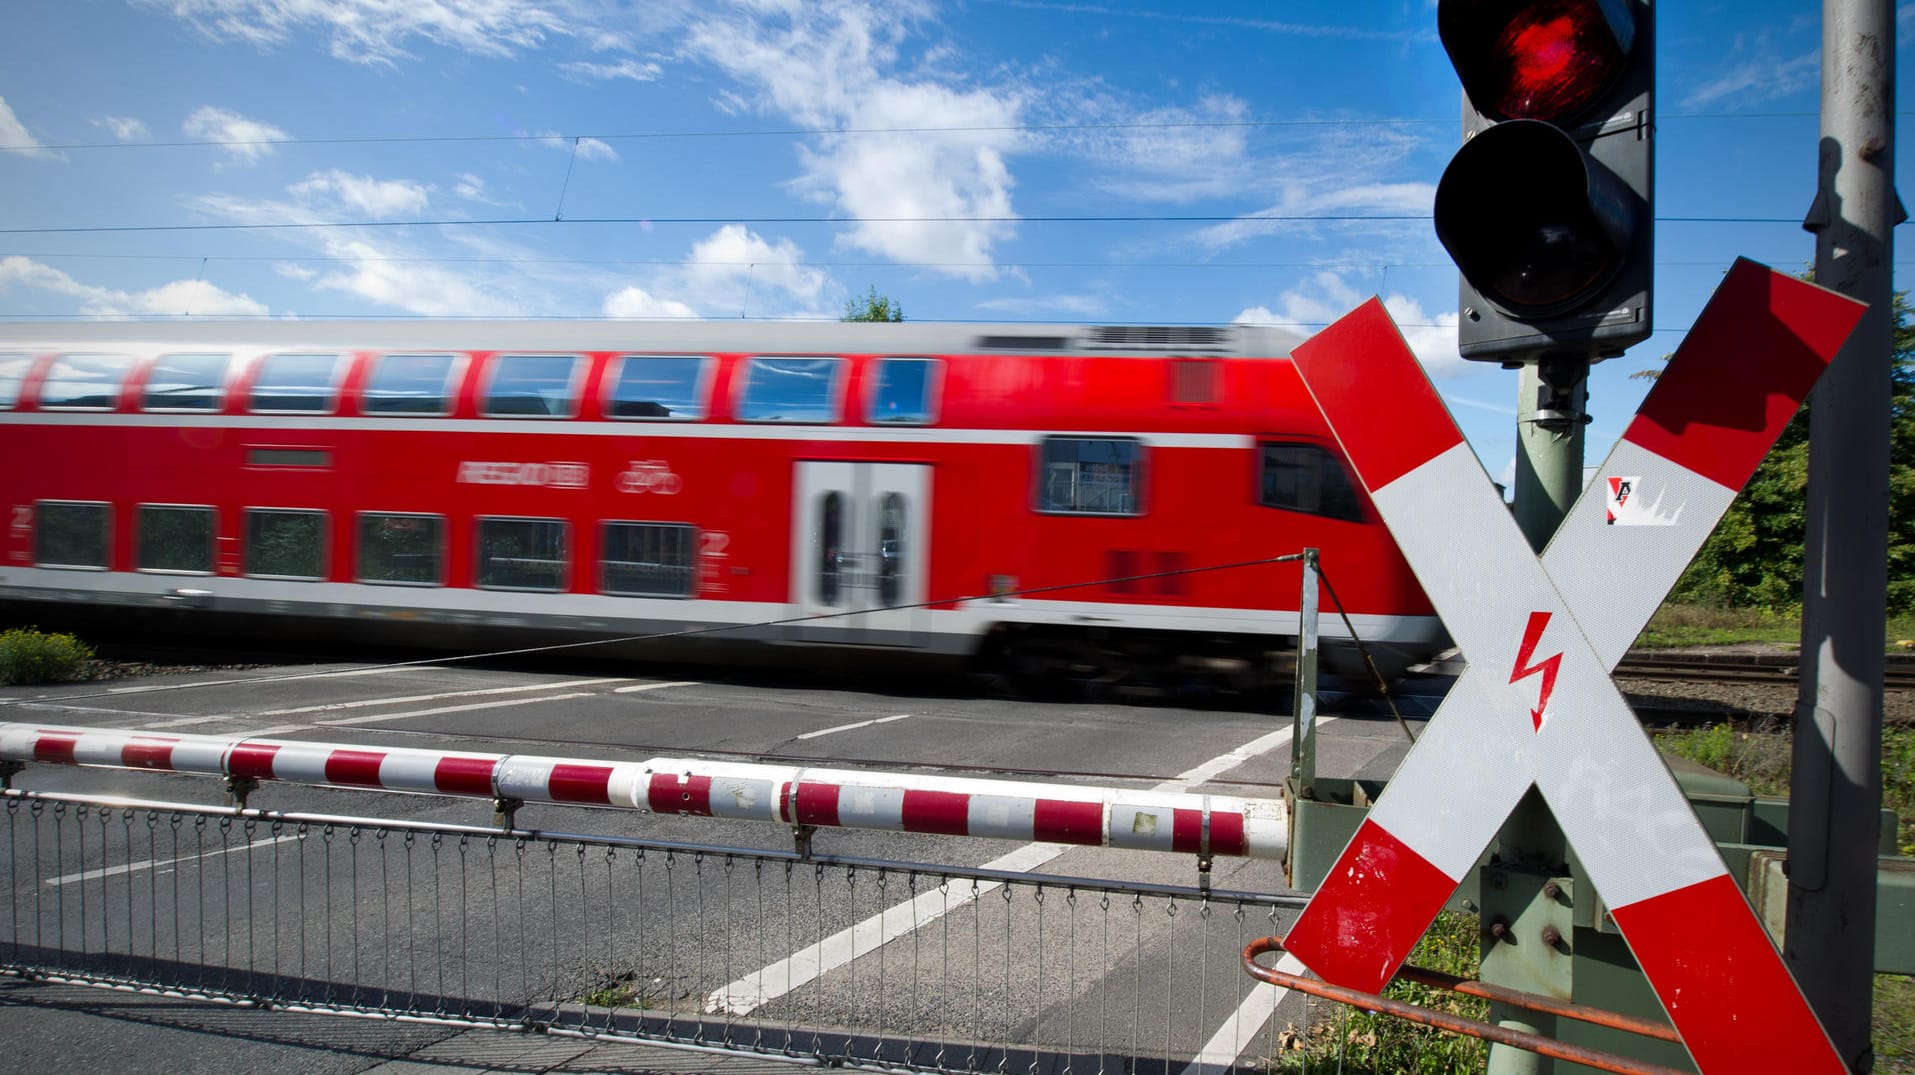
0,320,1442,691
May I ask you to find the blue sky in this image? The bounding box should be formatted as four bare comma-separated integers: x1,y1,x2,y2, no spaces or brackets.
1,0,1909,485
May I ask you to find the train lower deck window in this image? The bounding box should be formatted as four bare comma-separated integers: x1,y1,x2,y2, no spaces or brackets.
869,358,938,424
246,509,327,580
143,353,231,411
40,353,134,410
1038,437,1144,516
738,356,843,423
1259,442,1365,522
476,518,568,592
137,505,215,574
601,522,695,598
483,354,581,417
0,353,30,409
364,353,459,415
605,355,708,419
249,353,343,413
33,501,110,569
358,513,444,586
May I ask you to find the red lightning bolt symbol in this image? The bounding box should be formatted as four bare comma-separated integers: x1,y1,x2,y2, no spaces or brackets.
1510,610,1561,732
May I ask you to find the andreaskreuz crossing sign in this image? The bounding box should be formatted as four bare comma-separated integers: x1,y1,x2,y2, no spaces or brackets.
1280,259,1866,1075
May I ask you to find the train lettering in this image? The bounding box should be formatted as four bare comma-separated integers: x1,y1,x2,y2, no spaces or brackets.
457,461,590,488
616,460,683,495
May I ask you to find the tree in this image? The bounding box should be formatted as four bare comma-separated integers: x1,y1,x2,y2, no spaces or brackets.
842,285,903,322
1670,290,1915,612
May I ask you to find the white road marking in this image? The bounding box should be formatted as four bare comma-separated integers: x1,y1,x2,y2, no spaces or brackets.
612,680,699,694
1179,954,1309,1075
794,713,911,740
246,691,597,737
130,677,631,729
104,665,410,695
704,718,1334,1039
46,832,305,887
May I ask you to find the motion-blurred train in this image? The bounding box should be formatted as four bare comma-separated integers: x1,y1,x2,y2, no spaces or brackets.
0,320,1443,691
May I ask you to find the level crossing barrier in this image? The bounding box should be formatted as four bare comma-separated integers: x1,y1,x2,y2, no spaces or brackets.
0,728,1305,1073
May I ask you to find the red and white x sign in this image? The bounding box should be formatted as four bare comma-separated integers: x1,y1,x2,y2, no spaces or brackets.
1281,259,1866,1075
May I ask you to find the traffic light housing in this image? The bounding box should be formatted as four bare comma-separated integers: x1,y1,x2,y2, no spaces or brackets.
1434,0,1653,364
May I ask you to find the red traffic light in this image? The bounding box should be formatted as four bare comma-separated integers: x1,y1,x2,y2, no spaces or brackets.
1434,120,1635,313
1439,0,1634,123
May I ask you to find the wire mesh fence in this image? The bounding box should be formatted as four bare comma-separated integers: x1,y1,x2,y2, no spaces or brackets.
1,788,1303,1074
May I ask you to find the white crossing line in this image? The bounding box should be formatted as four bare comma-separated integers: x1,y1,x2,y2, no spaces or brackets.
795,713,912,740
247,691,597,737
104,665,410,695
45,832,305,887
1179,954,1308,1075
131,677,633,729
705,715,1333,1071
612,680,699,694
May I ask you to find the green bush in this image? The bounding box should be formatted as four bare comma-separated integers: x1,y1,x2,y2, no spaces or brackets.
0,627,95,685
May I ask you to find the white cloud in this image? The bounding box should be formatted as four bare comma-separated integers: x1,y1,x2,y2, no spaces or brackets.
685,224,827,309
183,105,289,162
0,97,57,159
290,169,433,217
537,132,619,163
1685,39,1819,109
305,237,525,316
561,57,663,82
93,115,150,141
1234,270,1467,378
139,0,640,66
685,1,1024,281
974,293,1110,318
603,285,698,319
0,255,270,317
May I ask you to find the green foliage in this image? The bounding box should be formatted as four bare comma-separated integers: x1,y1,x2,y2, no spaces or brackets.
1670,290,1915,613
842,284,904,322
1271,911,1487,1074
0,627,95,685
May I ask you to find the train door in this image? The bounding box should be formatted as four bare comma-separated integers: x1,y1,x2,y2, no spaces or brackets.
793,462,929,644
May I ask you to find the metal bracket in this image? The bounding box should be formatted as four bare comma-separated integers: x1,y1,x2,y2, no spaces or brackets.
0,760,22,789
493,796,522,830
792,824,816,860
224,775,258,809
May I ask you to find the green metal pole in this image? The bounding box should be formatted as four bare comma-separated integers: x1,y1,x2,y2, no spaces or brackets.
1487,356,1589,1075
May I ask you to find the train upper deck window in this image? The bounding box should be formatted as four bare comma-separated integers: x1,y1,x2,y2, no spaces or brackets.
39,353,134,410
364,353,459,415
245,509,327,580
606,355,709,420
476,517,568,592
249,353,343,413
358,512,444,586
738,356,843,423
1259,442,1365,523
483,354,581,418
869,357,938,424
137,505,215,574
1038,437,1144,516
0,353,30,410
602,521,696,598
34,501,110,570
143,352,231,412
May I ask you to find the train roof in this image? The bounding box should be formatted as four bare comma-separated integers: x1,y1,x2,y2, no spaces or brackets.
0,319,1305,359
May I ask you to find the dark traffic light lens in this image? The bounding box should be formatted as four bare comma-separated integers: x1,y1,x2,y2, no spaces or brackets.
1440,0,1633,122
1434,120,1634,312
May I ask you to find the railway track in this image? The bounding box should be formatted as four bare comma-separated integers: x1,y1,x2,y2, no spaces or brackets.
1615,651,1915,690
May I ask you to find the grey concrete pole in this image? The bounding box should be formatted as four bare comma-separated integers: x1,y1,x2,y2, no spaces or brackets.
1791,0,1895,1068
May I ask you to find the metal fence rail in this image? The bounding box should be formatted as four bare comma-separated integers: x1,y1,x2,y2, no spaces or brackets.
1,788,1303,1074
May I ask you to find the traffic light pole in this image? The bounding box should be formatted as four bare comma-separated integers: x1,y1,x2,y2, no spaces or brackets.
1791,0,1895,1068
1487,356,1589,1075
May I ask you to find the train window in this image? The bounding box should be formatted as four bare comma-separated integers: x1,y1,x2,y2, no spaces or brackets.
1259,442,1365,523
869,358,938,424
600,521,696,598
143,352,231,411
245,509,327,580
0,353,30,410
364,353,459,415
39,353,134,410
483,354,581,418
1037,437,1144,516
137,505,215,574
605,355,708,420
878,492,906,605
738,356,843,423
33,501,110,569
476,517,568,592
818,492,844,605
249,353,343,413
357,512,444,586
